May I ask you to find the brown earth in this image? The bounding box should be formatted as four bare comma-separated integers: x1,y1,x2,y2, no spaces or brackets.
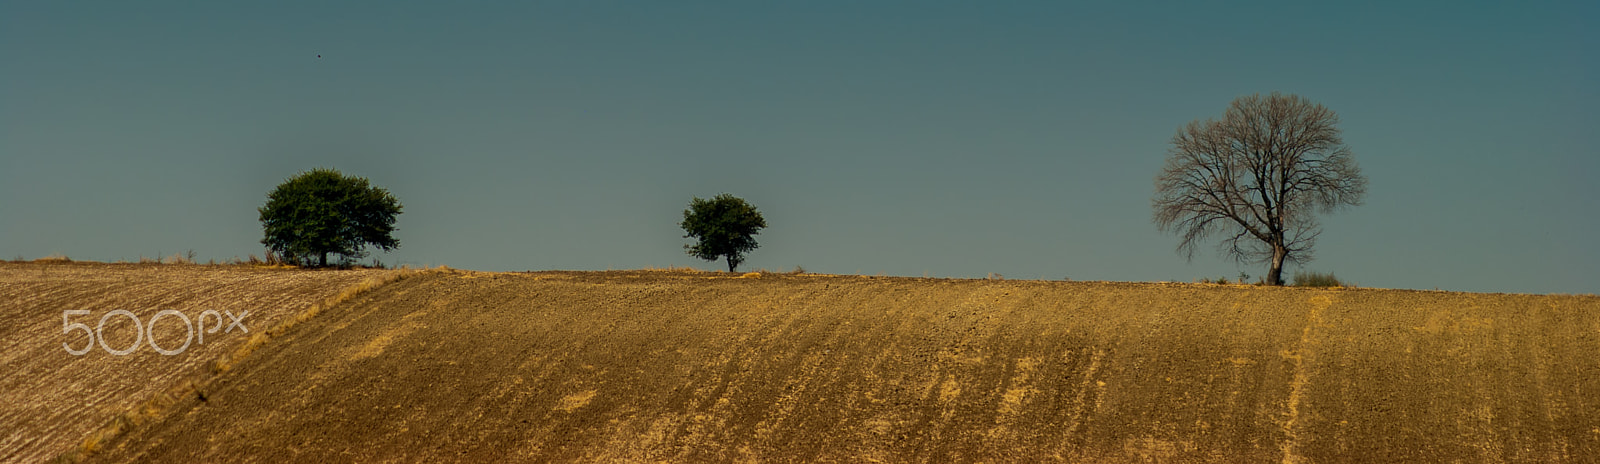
0,262,399,463
77,269,1600,463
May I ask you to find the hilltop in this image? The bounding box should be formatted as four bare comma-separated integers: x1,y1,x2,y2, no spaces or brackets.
63,268,1599,463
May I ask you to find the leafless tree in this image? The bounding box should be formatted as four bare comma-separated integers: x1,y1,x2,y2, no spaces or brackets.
1153,93,1367,285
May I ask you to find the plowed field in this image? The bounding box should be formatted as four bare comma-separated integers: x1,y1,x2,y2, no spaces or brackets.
78,269,1600,463
0,262,398,463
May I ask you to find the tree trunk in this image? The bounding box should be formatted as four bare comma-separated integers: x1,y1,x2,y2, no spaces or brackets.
319,252,328,268
1267,244,1287,286
726,256,736,273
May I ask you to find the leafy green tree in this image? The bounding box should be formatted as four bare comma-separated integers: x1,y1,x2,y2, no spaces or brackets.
680,193,767,272
258,168,402,267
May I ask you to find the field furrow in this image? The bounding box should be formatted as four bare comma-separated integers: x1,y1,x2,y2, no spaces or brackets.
74,269,1600,463
0,262,397,463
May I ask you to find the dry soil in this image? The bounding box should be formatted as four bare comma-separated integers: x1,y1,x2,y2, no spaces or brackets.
0,262,396,463
78,269,1600,463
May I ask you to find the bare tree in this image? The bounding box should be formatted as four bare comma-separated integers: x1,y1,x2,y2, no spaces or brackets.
1153,93,1366,285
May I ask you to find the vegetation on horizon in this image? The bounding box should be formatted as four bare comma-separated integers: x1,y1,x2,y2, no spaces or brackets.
18,95,1380,284
1154,92,1368,285
680,193,766,273
258,168,403,268
1292,270,1350,288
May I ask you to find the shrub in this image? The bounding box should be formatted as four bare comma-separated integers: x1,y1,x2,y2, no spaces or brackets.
1292,270,1346,287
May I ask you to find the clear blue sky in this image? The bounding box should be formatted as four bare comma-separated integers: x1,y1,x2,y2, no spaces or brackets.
3,2,1595,293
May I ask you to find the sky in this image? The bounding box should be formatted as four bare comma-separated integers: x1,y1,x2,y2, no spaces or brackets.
2,1,1595,294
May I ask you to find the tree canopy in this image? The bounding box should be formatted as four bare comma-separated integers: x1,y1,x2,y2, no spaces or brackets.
680,193,766,272
259,168,402,267
1153,92,1367,285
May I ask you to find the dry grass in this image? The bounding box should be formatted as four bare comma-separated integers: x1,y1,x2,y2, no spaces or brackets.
243,249,290,267
640,265,706,273
159,250,197,265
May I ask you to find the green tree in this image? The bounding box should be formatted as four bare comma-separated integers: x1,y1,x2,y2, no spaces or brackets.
680,193,767,272
258,168,402,267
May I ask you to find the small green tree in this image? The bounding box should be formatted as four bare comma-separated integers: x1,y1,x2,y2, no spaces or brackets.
680,193,767,272
258,168,402,267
